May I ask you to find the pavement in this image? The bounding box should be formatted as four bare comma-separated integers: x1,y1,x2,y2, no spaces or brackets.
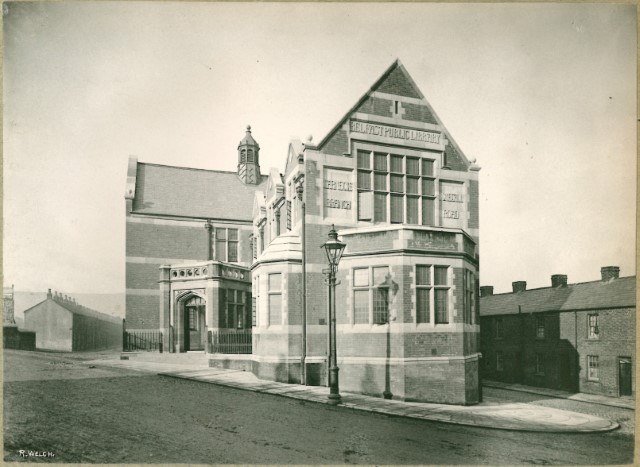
84,352,621,434
483,380,635,410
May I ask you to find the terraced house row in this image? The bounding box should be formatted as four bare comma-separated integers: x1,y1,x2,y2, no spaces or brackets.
125,60,481,404
480,267,635,398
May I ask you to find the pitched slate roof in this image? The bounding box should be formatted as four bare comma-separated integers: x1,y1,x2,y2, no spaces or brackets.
24,297,122,325
480,276,636,316
131,162,268,221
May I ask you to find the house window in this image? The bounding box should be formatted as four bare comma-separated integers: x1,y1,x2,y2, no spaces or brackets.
215,228,239,262
494,317,503,339
535,314,545,339
496,351,504,372
357,149,438,226
352,266,390,324
268,273,282,326
223,290,246,329
286,200,292,231
587,355,599,381
416,265,431,324
536,353,545,375
588,314,599,339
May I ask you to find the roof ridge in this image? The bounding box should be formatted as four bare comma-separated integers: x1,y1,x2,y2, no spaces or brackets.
484,275,636,297
139,161,258,177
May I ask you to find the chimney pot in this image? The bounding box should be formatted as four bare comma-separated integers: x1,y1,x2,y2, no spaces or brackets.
480,286,494,297
512,281,527,293
551,274,568,288
601,266,620,282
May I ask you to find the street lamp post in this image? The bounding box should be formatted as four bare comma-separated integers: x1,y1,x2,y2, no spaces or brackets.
296,179,307,385
321,224,346,405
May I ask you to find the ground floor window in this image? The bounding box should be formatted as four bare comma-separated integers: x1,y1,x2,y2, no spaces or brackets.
463,269,475,324
220,289,249,329
352,266,390,324
268,273,282,326
415,265,450,324
496,351,504,372
252,275,258,327
536,353,545,375
587,355,599,381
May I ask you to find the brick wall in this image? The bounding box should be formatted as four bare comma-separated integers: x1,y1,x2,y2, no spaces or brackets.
125,294,160,330
404,359,478,404
575,307,635,397
443,141,468,171
356,96,393,118
126,221,208,259
126,263,163,289
376,66,421,99
402,102,438,125
468,179,479,229
320,128,349,156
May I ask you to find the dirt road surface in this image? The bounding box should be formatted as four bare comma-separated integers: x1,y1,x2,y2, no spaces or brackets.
3,350,635,464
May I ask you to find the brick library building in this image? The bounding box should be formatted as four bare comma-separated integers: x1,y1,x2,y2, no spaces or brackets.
480,267,635,398
125,60,481,404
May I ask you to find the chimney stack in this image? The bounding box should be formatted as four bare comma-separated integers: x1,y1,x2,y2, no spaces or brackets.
551,274,568,288
480,286,494,297
601,266,620,282
512,281,527,293
47,288,52,299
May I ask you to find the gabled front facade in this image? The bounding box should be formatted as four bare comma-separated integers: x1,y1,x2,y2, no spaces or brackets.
249,60,481,404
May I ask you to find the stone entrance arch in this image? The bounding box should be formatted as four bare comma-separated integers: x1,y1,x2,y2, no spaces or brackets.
174,291,207,353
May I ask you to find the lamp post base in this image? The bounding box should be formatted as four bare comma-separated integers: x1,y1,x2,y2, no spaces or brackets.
328,366,341,405
327,393,342,405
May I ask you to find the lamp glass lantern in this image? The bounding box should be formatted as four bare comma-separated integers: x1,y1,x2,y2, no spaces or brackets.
322,225,346,270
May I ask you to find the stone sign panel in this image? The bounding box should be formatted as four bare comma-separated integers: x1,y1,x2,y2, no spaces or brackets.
440,181,465,229
323,167,354,220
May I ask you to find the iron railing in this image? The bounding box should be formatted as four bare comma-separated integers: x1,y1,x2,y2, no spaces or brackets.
123,330,163,352
210,328,252,354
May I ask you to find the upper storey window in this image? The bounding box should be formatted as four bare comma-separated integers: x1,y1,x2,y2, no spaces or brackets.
214,228,239,263
357,149,436,226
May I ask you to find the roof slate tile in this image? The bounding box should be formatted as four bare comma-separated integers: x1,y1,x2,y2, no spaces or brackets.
480,276,636,316
132,163,267,221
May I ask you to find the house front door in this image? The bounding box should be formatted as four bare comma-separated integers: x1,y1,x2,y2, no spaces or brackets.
619,357,632,396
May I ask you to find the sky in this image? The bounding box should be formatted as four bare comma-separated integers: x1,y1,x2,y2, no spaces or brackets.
3,2,636,300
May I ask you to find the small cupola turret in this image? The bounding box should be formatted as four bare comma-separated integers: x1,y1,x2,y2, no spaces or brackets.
238,125,261,185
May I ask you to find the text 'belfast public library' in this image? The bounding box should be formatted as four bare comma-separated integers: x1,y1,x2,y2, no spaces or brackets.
125,60,481,404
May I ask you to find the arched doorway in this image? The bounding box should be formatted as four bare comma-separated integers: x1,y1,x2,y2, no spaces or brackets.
182,295,206,351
